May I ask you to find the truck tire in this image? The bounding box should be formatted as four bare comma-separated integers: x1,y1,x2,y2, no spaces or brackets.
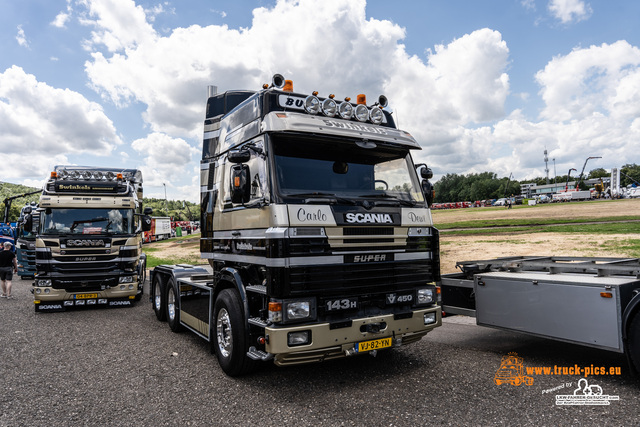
212,289,255,376
166,279,183,332
152,275,167,321
628,312,640,373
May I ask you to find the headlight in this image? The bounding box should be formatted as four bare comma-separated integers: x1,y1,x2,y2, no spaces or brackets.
269,298,316,324
37,279,52,287
304,95,320,114
417,288,434,305
369,106,384,124
82,170,93,180
286,301,310,320
119,276,134,284
93,171,104,180
354,104,369,122
321,98,337,117
338,101,353,119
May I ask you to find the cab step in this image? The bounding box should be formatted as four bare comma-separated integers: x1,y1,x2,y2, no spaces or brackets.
247,346,273,361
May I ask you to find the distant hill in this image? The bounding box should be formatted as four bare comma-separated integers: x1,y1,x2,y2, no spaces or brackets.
0,181,199,223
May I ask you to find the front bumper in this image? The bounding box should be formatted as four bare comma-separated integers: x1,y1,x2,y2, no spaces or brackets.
266,306,441,366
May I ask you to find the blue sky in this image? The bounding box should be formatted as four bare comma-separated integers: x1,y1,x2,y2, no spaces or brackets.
2,0,640,201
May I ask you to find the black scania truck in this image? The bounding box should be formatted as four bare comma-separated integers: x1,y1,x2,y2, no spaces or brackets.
150,75,441,375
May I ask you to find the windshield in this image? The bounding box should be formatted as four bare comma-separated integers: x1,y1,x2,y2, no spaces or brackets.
272,136,424,204
41,208,134,235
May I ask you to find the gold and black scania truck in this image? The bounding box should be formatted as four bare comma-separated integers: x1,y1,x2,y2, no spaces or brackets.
150,75,441,376
27,166,152,312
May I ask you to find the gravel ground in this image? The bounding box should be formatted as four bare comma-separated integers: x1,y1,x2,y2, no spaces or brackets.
1,277,638,426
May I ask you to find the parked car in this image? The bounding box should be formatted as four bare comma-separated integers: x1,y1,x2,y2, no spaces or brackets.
492,198,507,206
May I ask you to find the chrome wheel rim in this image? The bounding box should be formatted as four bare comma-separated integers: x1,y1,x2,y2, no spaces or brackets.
216,308,232,358
167,287,176,321
153,282,161,311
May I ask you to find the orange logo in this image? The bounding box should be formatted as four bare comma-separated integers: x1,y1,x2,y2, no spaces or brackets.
494,352,534,386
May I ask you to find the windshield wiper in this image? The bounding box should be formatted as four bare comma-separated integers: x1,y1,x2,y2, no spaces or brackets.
358,194,418,207
70,217,108,231
286,192,358,205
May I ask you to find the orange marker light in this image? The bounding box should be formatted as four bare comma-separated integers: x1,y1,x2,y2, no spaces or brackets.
600,292,613,298
234,176,240,187
283,80,293,92
269,301,282,312
356,94,367,105
312,91,318,96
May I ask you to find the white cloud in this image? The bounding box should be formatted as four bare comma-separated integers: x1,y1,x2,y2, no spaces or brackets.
51,12,70,28
0,66,121,182
131,132,199,189
548,0,592,24
16,25,29,48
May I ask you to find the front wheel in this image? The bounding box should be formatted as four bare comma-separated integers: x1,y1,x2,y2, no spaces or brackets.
212,289,255,376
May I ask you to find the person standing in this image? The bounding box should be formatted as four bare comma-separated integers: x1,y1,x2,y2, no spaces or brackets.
0,241,18,299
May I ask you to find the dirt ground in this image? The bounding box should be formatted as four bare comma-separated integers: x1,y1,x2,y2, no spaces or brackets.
148,199,640,274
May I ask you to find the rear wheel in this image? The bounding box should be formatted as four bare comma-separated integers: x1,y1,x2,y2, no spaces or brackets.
152,276,166,321
212,289,255,376
166,279,183,332
628,312,640,373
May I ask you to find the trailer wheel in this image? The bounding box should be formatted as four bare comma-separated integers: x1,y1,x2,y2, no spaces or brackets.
166,279,183,332
152,275,167,321
628,312,640,373
212,289,255,376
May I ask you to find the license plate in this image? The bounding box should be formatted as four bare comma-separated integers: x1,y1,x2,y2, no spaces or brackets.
74,293,98,299
356,337,392,353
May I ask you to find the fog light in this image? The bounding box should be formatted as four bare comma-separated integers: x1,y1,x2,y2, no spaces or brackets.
338,101,353,119
87,299,97,305
424,312,436,325
288,331,310,346
76,300,85,306
321,98,337,117
35,288,41,294
354,104,369,122
369,106,384,124
128,284,134,290
120,285,126,290
64,301,74,306
304,95,320,114
98,299,107,304
44,288,50,294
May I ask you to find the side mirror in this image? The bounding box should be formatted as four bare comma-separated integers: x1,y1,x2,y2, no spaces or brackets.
230,164,251,204
422,180,434,207
23,214,34,233
141,215,152,232
228,149,251,164
143,207,153,215
420,167,433,180
22,206,32,215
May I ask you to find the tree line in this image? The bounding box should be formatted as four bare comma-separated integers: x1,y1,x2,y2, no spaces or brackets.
432,163,640,203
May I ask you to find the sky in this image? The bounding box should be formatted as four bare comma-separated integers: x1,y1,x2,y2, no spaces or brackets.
2,0,640,202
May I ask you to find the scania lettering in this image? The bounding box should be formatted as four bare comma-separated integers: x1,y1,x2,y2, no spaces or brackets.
150,74,441,376
25,166,152,312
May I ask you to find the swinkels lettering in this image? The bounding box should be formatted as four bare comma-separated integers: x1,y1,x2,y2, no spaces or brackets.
345,213,393,224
